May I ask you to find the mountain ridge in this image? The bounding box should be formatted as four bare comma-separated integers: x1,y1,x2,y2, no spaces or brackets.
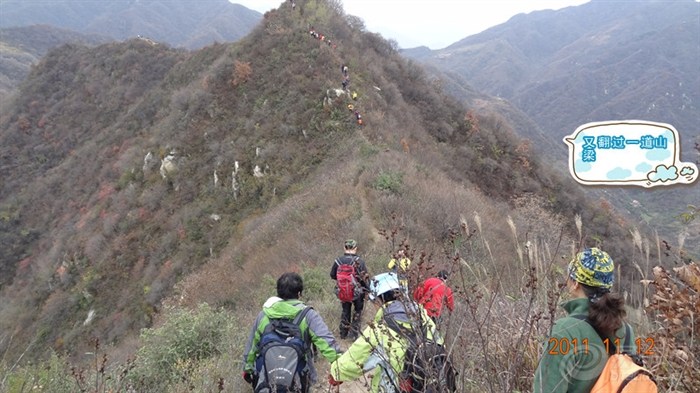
0,0,262,50
1,2,689,383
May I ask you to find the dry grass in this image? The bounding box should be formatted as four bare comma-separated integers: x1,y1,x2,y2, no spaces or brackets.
4,184,696,392
159,139,700,392
642,263,699,392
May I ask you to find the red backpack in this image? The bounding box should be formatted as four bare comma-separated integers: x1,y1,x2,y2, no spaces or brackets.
335,257,361,302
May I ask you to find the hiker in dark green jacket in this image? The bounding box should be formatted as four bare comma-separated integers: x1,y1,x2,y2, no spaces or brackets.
242,272,342,392
534,248,636,393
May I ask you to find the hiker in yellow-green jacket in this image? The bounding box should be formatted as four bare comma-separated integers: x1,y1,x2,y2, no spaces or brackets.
534,248,636,393
387,249,411,289
328,272,441,392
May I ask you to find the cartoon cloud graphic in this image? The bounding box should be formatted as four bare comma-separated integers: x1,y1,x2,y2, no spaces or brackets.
564,120,698,188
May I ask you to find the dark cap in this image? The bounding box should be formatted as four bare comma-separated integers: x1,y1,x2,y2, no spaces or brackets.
438,270,449,280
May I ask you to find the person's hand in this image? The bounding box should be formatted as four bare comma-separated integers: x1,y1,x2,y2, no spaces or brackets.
243,371,254,384
328,374,343,386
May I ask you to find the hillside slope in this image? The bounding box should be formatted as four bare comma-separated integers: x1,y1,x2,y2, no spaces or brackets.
0,25,110,99
0,0,635,365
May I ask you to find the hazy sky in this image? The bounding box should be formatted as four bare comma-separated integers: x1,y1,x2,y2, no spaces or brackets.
230,0,590,49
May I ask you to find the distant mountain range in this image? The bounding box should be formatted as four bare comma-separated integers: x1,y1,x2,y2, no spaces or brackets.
405,0,699,160
405,0,700,254
0,0,262,49
0,0,261,101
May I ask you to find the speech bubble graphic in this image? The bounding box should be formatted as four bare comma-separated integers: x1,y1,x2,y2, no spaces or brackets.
564,120,698,188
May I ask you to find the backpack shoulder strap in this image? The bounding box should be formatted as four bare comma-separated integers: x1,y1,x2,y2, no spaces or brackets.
383,311,418,341
293,306,313,325
293,306,313,348
382,311,403,333
351,256,360,274
337,255,359,266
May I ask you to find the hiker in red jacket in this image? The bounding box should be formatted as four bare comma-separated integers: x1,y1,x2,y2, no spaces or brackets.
413,270,454,323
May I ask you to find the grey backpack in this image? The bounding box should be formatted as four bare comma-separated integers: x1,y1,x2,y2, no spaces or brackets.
254,307,312,392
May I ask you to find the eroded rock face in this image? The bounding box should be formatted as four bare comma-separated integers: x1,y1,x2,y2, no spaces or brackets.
328,88,345,98
143,151,158,174
160,150,178,179
323,88,346,107
253,165,264,178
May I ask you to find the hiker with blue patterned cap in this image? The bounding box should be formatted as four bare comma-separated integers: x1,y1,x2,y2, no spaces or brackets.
534,248,637,393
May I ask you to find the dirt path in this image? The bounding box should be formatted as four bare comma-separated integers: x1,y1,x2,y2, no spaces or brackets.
311,371,373,393
355,169,382,245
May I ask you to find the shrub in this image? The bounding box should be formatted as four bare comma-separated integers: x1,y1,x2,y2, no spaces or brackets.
1,352,74,393
230,60,252,88
302,264,334,302
374,170,403,194
128,303,234,392
644,263,700,391
1,338,137,393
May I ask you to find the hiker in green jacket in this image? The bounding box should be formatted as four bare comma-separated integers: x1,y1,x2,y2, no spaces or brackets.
328,272,441,392
534,248,636,393
242,272,342,392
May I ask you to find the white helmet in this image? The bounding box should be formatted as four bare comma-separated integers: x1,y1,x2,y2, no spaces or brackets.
368,272,401,301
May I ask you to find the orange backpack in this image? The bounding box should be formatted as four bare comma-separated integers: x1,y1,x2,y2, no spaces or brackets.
590,353,657,393
575,316,658,393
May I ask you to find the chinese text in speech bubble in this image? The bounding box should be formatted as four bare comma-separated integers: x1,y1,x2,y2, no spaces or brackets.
564,121,697,188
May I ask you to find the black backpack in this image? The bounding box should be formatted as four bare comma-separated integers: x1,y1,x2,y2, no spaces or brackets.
254,307,312,393
384,311,457,393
